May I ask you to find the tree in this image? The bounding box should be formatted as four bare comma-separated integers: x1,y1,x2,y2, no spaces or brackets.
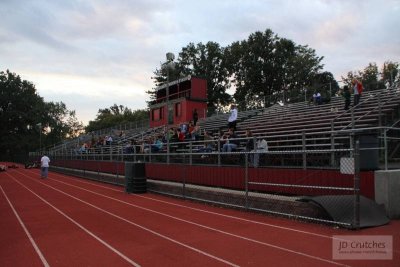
226,29,324,109
180,42,232,114
382,61,399,88
0,70,81,161
85,104,148,133
0,70,43,161
307,71,339,101
44,102,83,144
341,61,399,90
361,63,385,90
147,54,183,105
149,42,232,115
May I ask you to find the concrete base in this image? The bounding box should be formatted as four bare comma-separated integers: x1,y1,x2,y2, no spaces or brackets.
375,170,400,219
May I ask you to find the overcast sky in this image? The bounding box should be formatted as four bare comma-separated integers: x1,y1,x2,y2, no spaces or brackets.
1,0,399,125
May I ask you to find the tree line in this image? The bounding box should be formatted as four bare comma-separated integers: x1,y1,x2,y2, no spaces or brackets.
1,28,398,161
0,70,83,161
149,28,399,113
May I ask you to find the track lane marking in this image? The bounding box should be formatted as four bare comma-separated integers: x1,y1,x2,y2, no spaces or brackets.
30,171,348,266
51,171,400,256
0,185,50,267
15,170,240,267
49,171,338,239
6,172,141,267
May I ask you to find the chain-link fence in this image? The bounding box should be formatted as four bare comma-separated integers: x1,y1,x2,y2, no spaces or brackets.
47,128,400,228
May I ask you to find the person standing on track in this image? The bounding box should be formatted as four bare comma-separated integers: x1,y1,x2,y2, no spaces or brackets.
40,154,50,179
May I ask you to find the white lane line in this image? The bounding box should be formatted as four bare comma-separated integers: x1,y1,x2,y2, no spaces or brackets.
16,170,240,267
0,185,50,267
53,173,400,257
50,171,335,239
44,172,348,267
6,173,141,267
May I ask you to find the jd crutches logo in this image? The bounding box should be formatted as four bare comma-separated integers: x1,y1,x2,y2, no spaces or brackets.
332,235,393,260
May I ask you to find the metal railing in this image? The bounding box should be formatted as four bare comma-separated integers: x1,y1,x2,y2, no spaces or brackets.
34,127,400,170
48,134,365,228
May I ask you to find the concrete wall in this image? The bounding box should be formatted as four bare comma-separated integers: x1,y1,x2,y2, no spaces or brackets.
375,170,400,219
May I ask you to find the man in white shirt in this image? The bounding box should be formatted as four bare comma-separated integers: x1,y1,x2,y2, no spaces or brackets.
40,154,50,178
227,104,238,131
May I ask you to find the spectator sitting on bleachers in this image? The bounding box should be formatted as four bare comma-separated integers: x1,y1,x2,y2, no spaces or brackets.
245,130,257,167
199,131,215,154
222,128,239,152
142,138,153,153
218,129,227,148
190,125,201,141
177,128,185,142
187,121,195,139
97,136,104,147
310,92,330,105
180,123,188,136
124,139,135,154
245,129,255,151
252,138,269,168
106,135,113,145
151,137,163,152
91,134,96,147
167,128,176,142
143,137,163,153
79,143,88,153
313,92,322,105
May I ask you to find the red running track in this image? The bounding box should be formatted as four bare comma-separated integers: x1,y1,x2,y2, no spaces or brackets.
0,166,399,266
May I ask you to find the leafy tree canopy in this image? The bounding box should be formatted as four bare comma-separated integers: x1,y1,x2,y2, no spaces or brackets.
341,61,399,90
149,28,333,111
0,70,83,161
85,104,148,133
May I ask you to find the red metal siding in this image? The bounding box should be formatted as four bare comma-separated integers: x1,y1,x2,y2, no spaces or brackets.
145,163,375,199
191,77,207,99
51,160,375,200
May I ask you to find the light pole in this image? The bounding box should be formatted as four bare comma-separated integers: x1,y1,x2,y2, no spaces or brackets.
162,52,175,164
163,52,175,125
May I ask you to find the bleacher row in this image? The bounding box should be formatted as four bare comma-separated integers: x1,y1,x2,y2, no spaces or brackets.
199,88,400,151
50,87,400,165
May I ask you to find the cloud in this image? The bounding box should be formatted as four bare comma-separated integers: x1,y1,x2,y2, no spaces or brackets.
1,0,399,124
23,71,149,123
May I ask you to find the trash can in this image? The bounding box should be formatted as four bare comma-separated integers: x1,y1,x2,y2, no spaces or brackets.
125,162,147,193
359,134,379,171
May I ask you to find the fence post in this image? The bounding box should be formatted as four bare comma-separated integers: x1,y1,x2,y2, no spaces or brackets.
217,140,221,166
189,141,193,165
302,131,306,169
167,138,170,164
353,139,361,230
182,153,186,199
245,152,249,210
133,145,137,163
384,129,388,170
330,122,335,167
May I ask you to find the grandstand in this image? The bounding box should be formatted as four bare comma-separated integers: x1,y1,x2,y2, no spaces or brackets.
35,84,400,229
